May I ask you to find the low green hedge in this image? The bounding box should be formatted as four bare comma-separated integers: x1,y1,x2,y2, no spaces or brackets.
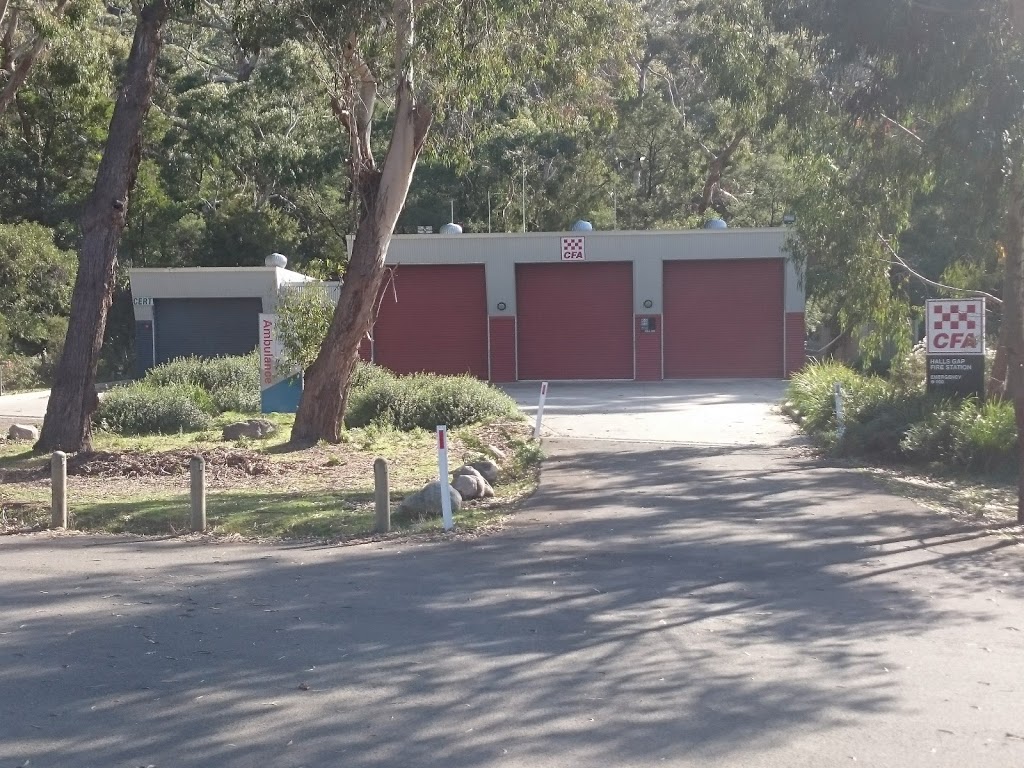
95,357,522,436
787,360,1017,475
143,352,260,414
94,353,259,435
94,383,214,435
345,365,522,431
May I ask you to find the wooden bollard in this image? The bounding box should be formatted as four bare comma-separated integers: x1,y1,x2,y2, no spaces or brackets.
51,451,67,529
373,458,390,534
190,455,206,533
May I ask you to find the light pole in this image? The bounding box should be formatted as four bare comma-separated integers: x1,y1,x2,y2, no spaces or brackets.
521,161,527,232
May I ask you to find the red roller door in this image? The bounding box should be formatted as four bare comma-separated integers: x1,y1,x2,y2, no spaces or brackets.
372,264,489,378
663,259,784,378
516,262,634,380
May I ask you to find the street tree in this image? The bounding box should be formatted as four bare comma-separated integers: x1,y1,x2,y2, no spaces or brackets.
235,0,634,444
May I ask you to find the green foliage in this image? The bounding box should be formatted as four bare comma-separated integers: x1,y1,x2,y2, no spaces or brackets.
788,360,1018,476
840,389,936,460
142,352,261,414
0,354,47,392
94,383,214,435
0,222,77,358
274,284,335,371
903,400,1018,475
345,367,522,432
786,360,868,433
96,351,263,436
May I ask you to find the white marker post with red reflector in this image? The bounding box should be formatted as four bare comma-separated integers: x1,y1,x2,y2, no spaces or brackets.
437,425,453,531
534,381,549,439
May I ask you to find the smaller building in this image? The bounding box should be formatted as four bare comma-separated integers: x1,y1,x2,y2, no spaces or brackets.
128,264,312,377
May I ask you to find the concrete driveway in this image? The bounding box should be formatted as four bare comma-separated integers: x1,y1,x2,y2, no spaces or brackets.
502,380,792,444
1,382,1022,768
0,388,48,422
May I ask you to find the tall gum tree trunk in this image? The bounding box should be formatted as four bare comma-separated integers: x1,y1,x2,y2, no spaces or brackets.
35,0,170,454
1004,159,1024,523
290,0,431,445
1006,0,1024,523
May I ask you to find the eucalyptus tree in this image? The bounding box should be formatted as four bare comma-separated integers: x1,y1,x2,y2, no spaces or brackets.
781,0,1024,517
0,9,122,240
233,0,635,444
0,0,84,116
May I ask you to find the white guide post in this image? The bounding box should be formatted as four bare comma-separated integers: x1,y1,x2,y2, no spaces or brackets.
437,425,454,531
534,381,549,439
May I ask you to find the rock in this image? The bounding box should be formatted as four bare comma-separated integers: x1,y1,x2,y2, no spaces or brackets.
453,464,485,481
470,460,500,485
7,424,38,441
222,419,277,440
484,444,507,460
452,472,483,500
399,480,462,519
452,465,494,500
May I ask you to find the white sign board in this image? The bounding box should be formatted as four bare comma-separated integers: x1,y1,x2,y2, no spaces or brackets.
926,299,985,355
561,236,586,261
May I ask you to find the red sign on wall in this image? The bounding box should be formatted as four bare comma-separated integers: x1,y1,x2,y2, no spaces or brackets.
926,299,985,355
561,236,586,261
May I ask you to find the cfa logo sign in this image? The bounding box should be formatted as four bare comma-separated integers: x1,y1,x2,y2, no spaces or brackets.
926,299,985,355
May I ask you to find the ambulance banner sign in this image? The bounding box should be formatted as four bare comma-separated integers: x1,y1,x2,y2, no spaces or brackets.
258,313,302,413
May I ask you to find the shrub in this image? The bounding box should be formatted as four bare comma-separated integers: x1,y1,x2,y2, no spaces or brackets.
94,383,214,435
349,360,397,390
143,352,260,414
787,360,875,433
841,389,936,459
0,353,46,391
903,399,1017,474
345,371,522,431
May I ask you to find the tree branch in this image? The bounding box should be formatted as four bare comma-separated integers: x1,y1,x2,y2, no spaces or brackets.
878,234,1003,305
880,112,924,144
343,33,376,169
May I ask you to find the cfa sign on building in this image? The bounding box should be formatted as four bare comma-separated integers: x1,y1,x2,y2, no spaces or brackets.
925,299,985,398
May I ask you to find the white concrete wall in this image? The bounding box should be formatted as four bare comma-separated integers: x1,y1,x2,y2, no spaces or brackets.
128,267,311,321
381,228,804,316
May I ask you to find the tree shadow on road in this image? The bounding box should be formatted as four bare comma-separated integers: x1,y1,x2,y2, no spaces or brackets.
0,439,1020,767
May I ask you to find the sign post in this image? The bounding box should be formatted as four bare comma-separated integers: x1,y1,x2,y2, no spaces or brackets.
925,299,986,398
534,381,549,439
833,382,846,439
437,425,454,531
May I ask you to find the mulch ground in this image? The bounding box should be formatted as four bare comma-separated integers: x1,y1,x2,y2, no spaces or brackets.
2,447,276,483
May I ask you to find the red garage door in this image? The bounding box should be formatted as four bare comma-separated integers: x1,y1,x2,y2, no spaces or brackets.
664,259,784,378
516,262,634,380
373,264,489,378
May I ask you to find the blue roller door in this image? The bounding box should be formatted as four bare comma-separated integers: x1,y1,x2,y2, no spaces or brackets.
153,297,263,365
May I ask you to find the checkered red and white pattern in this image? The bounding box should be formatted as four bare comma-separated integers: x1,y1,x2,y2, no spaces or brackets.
561,236,586,261
926,299,985,354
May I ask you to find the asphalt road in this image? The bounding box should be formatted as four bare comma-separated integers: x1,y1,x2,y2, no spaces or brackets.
0,388,47,433
1,382,1022,768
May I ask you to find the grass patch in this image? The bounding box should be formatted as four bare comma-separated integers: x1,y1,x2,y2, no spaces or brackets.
70,491,377,539
0,414,542,541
